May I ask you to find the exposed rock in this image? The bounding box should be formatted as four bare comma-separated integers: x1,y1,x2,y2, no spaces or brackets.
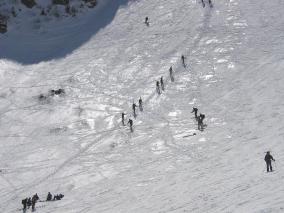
0,15,7,34
83,0,97,8
52,0,70,6
21,0,36,9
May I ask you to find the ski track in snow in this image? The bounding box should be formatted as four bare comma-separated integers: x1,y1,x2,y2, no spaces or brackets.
1,0,284,212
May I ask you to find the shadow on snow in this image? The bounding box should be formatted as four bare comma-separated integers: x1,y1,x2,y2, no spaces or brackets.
0,0,129,65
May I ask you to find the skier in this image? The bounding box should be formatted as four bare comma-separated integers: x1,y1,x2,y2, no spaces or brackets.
31,194,39,211
200,113,205,122
22,198,28,210
197,115,204,131
27,197,32,209
145,17,149,26
132,103,137,118
208,0,213,8
54,194,62,200
58,194,64,200
139,97,143,112
264,151,275,172
169,66,174,82
160,77,165,91
121,112,125,125
201,0,205,7
156,81,161,95
47,192,52,201
191,107,198,119
181,55,186,68
127,119,133,132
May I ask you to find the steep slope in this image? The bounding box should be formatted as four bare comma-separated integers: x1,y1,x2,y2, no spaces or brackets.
0,0,284,212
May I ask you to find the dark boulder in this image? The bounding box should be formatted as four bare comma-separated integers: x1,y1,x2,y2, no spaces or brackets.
83,0,97,8
0,15,7,34
52,0,70,6
21,0,36,8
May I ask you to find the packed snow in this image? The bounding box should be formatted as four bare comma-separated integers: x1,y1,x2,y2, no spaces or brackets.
0,0,284,212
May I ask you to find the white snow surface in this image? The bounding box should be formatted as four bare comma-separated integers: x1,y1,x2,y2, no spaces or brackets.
1,0,284,212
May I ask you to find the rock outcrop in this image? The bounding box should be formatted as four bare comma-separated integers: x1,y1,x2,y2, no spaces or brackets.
83,0,97,8
52,0,70,6
21,0,36,8
0,0,99,33
0,15,7,33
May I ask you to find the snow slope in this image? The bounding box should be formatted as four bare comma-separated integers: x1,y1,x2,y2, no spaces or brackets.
1,0,284,212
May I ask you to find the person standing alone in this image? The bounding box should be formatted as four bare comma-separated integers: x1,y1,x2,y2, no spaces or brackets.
264,151,275,172
121,112,126,125
156,81,161,95
139,97,143,112
169,66,174,82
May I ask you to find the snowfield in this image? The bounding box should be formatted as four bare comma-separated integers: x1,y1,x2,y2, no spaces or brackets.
1,0,284,212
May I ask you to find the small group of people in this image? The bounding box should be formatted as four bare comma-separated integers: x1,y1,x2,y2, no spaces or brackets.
122,20,188,134
49,88,65,96
157,55,187,95
22,192,64,211
122,97,143,132
22,193,39,211
46,192,64,201
191,107,206,131
201,0,213,8
132,97,143,117
121,53,188,133
169,66,174,82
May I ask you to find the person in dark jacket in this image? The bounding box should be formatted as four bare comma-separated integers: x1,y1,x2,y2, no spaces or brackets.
197,115,204,131
191,107,198,119
31,193,39,211
27,198,32,208
121,112,126,125
156,81,161,95
264,151,275,172
47,192,52,201
132,103,137,118
201,0,205,7
139,97,143,112
160,77,165,91
169,66,174,82
22,198,28,210
200,113,205,121
127,119,133,132
181,55,186,68
208,0,213,8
